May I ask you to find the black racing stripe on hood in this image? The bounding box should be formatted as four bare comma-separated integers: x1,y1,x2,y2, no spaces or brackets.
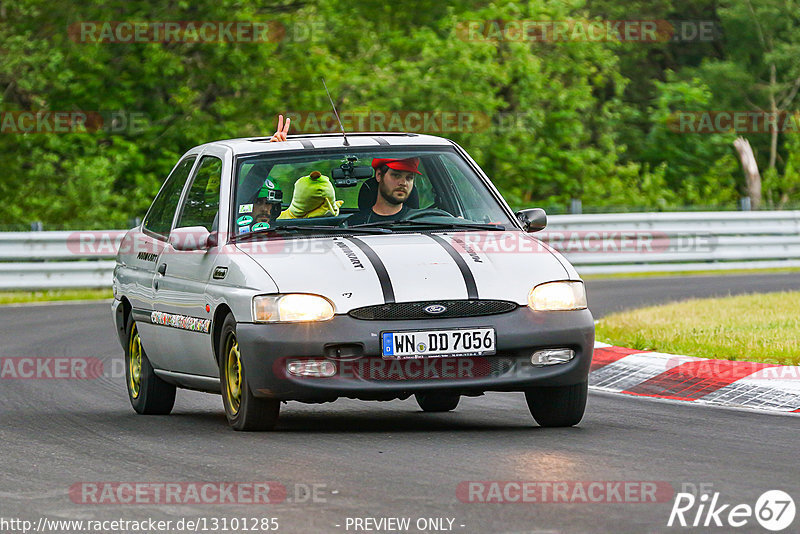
346,237,396,303
428,234,479,299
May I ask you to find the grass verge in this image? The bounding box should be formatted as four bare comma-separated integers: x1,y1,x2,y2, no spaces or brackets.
595,291,800,365
0,288,113,305
582,266,800,280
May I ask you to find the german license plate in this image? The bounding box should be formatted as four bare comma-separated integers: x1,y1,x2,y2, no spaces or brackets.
381,328,496,359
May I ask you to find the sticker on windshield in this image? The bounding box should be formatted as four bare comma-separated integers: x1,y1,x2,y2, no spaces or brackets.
237,215,253,226
239,204,253,214
238,225,251,235
252,222,270,230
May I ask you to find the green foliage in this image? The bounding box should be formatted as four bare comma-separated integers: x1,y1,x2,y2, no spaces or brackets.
639,73,739,206
0,0,798,229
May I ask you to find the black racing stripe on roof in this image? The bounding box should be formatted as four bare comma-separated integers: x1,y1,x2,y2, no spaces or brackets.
372,136,390,146
346,237,395,304
299,139,314,149
427,234,479,299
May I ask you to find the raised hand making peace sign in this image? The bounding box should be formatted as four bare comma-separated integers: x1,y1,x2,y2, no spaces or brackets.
269,114,291,142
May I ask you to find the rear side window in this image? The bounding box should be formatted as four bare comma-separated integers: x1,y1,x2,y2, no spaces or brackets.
176,156,222,232
143,156,196,238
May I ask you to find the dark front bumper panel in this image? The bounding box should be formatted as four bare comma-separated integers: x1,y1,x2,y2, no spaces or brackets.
236,307,595,402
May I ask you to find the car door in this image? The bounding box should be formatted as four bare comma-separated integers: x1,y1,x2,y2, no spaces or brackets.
149,146,230,377
130,155,199,369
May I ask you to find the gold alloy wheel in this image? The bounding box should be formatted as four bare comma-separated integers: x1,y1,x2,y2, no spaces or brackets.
224,333,242,415
128,323,143,399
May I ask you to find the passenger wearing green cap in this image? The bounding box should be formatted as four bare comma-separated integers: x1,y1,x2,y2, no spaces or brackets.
251,178,283,230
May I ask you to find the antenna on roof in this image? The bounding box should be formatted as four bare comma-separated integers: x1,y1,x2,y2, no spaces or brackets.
322,78,349,147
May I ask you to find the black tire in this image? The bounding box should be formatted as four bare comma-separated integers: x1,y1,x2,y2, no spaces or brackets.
415,392,460,412
218,313,280,431
525,381,588,427
124,314,176,415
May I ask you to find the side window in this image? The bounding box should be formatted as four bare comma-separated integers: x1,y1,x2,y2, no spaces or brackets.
143,156,196,238
176,156,223,232
440,155,497,221
413,162,435,208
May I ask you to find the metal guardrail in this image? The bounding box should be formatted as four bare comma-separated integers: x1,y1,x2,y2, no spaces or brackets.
547,211,800,274
0,211,798,289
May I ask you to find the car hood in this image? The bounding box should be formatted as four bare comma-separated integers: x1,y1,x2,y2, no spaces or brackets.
236,231,571,313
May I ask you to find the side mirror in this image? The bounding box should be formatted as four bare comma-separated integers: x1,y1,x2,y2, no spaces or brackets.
169,226,212,251
515,208,547,232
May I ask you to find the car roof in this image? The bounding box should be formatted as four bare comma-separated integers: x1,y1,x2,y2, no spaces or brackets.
195,132,455,156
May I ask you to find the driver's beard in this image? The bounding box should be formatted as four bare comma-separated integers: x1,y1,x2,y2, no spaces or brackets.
378,183,404,205
255,205,279,222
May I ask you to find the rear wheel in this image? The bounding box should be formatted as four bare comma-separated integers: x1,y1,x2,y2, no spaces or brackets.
525,381,588,427
415,392,460,412
124,315,176,415
219,314,280,431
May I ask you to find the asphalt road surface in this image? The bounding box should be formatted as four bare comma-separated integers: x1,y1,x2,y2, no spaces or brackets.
1,274,798,534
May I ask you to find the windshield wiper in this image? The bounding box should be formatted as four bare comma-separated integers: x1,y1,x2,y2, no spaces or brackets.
349,220,505,232
235,224,391,242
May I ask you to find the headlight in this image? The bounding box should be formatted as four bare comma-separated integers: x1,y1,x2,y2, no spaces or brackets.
528,281,587,311
253,294,335,323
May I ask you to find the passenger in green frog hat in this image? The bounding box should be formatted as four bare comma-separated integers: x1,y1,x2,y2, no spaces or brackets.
278,171,343,219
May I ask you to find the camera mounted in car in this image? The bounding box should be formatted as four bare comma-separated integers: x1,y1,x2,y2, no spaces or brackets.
332,155,373,187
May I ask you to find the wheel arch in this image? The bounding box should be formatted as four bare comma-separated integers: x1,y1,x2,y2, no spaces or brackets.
212,303,234,364
115,296,133,347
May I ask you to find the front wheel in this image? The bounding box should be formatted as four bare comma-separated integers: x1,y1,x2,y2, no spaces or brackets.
415,392,460,412
124,315,176,415
525,381,587,427
219,314,280,431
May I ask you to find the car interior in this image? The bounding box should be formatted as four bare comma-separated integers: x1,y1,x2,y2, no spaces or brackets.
230,149,511,234
236,155,442,228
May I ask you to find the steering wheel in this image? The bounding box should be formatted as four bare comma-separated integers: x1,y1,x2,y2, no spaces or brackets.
403,208,453,221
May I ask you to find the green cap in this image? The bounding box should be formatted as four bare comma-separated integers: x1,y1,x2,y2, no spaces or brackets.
258,178,282,201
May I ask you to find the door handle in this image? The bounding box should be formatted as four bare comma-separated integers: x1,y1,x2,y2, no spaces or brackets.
157,263,167,276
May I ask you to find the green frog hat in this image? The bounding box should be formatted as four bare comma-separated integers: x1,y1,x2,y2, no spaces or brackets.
278,171,344,219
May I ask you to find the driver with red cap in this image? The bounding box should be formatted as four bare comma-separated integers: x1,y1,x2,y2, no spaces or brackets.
344,157,421,225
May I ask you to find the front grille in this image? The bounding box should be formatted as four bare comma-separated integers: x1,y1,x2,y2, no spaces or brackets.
349,299,517,320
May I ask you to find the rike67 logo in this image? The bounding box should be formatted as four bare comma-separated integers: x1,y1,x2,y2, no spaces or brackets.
668,489,795,531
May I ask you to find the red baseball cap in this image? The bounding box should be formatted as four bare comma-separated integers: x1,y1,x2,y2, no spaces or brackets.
371,157,422,174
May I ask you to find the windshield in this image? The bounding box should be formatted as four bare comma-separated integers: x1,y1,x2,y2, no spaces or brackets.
231,147,514,237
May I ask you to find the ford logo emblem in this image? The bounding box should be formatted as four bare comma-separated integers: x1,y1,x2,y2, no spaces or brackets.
424,304,447,315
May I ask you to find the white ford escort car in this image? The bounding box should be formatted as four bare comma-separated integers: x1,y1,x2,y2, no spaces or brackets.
111,132,594,431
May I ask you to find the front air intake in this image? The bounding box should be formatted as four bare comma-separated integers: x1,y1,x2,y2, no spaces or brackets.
348,300,517,320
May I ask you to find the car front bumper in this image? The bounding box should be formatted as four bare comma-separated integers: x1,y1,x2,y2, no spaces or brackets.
236,306,594,402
